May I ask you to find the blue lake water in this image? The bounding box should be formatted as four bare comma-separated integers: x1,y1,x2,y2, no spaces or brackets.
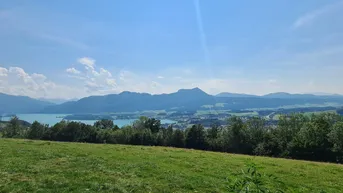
1,114,176,127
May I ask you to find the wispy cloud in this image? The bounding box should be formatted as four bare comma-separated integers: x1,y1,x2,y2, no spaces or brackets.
77,57,96,69
66,68,81,74
0,67,8,77
67,57,117,94
0,66,84,99
293,1,343,29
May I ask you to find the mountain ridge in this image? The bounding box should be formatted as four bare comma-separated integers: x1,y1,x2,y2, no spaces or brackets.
0,93,54,114
2,89,343,114
41,88,215,113
216,92,258,98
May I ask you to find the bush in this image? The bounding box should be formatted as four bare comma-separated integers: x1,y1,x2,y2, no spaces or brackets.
228,163,286,193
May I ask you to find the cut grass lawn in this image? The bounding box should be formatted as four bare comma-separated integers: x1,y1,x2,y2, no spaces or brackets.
1,139,343,192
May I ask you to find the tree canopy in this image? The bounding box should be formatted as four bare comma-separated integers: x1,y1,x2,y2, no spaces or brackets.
2,113,343,163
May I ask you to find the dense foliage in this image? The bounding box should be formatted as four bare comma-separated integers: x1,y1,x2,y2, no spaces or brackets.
2,113,343,163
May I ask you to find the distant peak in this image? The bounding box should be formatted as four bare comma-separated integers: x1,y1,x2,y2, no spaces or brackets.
119,91,133,95
177,87,204,93
216,92,257,98
267,92,290,95
117,91,151,96
176,88,210,96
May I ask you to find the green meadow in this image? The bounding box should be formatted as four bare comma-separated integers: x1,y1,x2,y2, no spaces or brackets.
1,139,343,192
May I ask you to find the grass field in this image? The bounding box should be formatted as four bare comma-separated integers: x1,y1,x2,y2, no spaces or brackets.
1,139,343,192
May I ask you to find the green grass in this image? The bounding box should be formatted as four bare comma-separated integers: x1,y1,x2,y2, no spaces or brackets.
1,139,343,192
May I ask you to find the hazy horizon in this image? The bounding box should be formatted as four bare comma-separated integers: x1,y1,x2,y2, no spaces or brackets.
1,0,343,99
1,87,342,101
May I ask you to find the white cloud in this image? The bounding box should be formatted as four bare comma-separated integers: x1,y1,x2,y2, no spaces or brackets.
151,81,160,89
293,1,343,29
67,58,117,94
78,57,95,69
0,66,85,99
106,79,116,87
66,67,81,74
2,62,343,99
119,70,134,81
32,73,47,81
99,68,112,77
0,67,8,76
157,76,164,79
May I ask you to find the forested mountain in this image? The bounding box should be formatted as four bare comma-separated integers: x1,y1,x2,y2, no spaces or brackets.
262,92,343,99
42,88,343,113
2,89,343,114
216,92,258,98
0,93,53,113
217,92,343,99
42,88,216,113
262,92,318,99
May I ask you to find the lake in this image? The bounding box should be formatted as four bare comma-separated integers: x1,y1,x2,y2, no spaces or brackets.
1,114,176,127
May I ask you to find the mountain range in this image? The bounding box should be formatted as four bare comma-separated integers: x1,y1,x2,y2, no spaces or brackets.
0,93,54,114
38,98,78,105
216,92,343,99
1,88,343,114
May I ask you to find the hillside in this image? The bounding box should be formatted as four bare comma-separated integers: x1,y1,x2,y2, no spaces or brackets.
216,92,257,98
1,139,343,192
3,89,343,114
41,88,343,113
263,92,318,99
0,93,53,114
42,88,215,113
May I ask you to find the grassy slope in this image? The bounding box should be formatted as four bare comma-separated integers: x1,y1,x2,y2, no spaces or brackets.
1,139,343,193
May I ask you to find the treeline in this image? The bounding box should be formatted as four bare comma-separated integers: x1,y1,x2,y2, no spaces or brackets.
1,113,343,163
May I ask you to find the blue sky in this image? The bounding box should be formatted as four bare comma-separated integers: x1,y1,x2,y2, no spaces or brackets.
1,0,343,99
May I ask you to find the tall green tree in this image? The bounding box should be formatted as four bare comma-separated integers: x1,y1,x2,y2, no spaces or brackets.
27,121,48,139
223,117,249,154
171,129,185,148
144,118,162,133
206,124,223,151
289,113,336,161
2,116,22,138
327,122,343,162
185,124,207,150
275,113,308,156
245,117,266,152
94,119,115,129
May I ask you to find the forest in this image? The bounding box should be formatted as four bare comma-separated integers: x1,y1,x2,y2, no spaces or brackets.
2,113,343,163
